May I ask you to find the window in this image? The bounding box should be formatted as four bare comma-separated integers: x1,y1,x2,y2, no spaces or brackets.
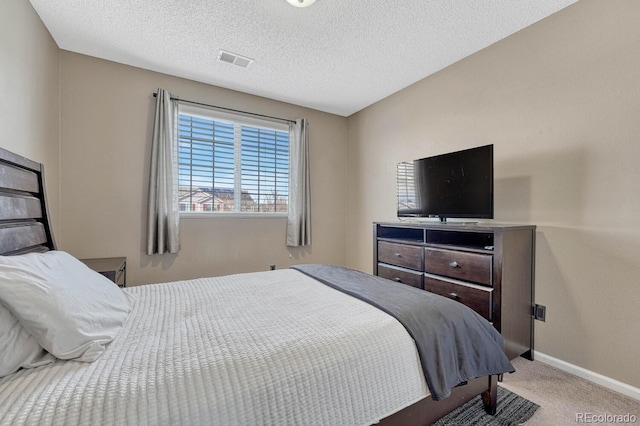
396,161,416,211
177,105,289,215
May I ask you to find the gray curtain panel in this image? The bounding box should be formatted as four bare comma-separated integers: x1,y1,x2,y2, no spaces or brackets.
147,88,180,255
286,118,311,247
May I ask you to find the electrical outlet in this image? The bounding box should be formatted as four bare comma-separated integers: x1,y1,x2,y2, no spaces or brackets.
270,264,276,271
534,304,546,322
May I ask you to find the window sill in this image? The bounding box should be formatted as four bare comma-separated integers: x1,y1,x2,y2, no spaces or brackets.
180,212,287,219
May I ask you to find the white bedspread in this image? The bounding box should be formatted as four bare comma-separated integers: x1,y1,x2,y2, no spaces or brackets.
0,269,428,425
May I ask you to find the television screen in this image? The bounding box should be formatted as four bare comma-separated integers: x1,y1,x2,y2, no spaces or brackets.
397,144,493,221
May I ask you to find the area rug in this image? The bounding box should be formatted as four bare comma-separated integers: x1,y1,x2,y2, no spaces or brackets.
433,386,540,425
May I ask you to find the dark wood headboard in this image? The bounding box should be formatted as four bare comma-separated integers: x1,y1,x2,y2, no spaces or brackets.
0,147,56,255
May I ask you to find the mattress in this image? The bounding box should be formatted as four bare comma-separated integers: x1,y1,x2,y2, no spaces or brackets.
0,269,428,425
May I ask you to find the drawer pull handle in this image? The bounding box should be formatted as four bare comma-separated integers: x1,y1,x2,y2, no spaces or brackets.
448,261,459,268
448,292,460,300
394,253,402,257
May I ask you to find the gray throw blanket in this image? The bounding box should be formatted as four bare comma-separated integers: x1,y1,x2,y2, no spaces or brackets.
291,264,514,401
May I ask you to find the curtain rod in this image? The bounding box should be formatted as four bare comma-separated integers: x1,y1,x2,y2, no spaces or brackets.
153,92,296,124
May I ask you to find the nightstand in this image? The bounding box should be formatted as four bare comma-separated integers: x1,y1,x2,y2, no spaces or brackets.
80,257,127,287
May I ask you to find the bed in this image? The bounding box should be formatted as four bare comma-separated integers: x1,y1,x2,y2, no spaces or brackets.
0,146,512,425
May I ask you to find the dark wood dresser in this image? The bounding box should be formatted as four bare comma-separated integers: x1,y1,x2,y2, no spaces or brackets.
373,222,536,360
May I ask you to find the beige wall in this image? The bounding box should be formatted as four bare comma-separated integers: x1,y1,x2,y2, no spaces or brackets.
0,0,60,234
59,52,347,285
346,0,640,388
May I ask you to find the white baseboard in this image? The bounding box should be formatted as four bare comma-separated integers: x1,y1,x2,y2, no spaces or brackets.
534,351,640,401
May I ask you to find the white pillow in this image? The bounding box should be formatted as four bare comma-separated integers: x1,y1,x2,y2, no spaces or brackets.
0,251,135,362
0,304,55,377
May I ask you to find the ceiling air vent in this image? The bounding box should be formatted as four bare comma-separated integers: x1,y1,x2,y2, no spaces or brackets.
218,50,254,68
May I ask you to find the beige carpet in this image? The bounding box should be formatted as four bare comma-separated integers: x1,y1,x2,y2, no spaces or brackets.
500,357,640,425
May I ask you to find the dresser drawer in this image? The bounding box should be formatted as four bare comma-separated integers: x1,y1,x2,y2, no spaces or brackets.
377,264,423,289
378,241,423,271
424,275,493,321
424,247,492,286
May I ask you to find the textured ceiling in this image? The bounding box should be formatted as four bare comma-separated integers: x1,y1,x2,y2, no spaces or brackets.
29,0,578,117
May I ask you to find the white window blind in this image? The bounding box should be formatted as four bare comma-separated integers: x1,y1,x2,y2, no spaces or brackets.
177,105,289,214
397,161,417,211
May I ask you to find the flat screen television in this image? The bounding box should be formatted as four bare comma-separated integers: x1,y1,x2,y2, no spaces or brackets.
397,144,493,222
